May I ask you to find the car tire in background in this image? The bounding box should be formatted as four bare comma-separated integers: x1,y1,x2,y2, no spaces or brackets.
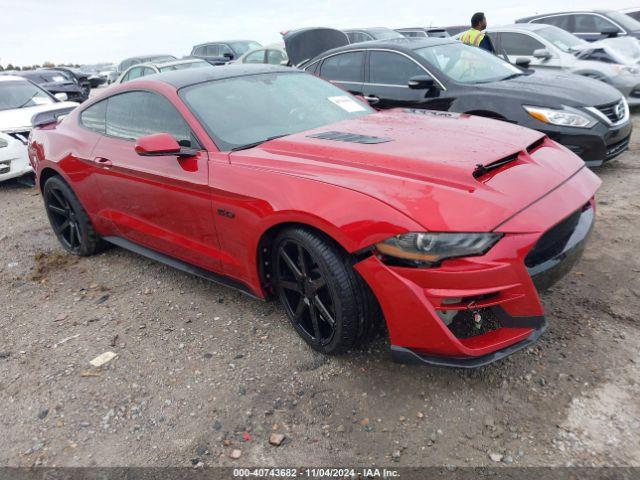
272,227,383,355
43,176,104,256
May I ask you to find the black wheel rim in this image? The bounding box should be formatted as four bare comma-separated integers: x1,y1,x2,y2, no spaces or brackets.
45,186,82,252
276,240,337,347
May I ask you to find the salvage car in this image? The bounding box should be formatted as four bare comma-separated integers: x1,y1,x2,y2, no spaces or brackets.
289,31,631,167
232,44,289,65
343,28,404,44
117,55,177,73
396,27,451,39
43,67,93,99
516,10,640,42
2,70,87,103
0,76,76,182
115,58,212,84
487,24,640,106
190,40,262,65
28,65,601,367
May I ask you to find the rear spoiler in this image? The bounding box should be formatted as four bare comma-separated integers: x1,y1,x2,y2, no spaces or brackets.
31,106,76,128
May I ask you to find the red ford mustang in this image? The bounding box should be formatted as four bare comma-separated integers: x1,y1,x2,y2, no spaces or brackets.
28,65,601,368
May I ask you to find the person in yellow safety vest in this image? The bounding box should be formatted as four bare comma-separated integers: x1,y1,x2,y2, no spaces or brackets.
459,12,495,53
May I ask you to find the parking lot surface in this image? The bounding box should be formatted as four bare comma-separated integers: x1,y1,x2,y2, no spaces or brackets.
0,113,639,468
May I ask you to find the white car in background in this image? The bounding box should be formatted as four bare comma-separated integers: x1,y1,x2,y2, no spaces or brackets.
0,76,78,183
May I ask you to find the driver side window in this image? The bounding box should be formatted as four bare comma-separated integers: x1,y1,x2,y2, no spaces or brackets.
369,51,425,85
105,91,197,147
499,33,545,56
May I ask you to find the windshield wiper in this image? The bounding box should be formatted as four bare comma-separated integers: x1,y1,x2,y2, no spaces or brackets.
500,73,525,81
230,134,292,152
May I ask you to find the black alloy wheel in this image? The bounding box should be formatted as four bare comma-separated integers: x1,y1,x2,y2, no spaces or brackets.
272,227,383,354
43,176,103,256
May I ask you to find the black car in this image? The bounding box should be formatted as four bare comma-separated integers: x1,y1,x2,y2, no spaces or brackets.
287,32,631,167
43,67,93,98
190,40,261,65
516,10,640,42
343,28,404,44
4,70,86,102
396,27,451,38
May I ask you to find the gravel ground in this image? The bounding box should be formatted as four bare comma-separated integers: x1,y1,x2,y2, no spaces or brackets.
0,113,639,469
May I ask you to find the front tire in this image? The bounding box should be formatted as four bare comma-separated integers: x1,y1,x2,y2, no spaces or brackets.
272,227,382,355
43,176,103,256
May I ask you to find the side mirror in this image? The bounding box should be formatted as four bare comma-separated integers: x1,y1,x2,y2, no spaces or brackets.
408,75,436,90
533,48,552,60
54,92,68,101
135,133,197,158
601,26,619,38
515,57,532,69
223,52,234,60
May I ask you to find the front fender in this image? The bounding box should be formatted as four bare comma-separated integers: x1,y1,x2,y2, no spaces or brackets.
209,161,424,295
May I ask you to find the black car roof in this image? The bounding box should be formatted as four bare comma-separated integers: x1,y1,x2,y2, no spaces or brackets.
309,37,456,62
153,64,298,89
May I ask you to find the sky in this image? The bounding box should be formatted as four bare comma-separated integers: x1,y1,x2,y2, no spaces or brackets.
0,0,637,66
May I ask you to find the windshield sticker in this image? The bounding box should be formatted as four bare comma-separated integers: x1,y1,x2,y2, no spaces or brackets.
328,96,367,113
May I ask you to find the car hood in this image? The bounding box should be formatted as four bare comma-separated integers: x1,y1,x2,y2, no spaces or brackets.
0,101,79,131
231,110,588,232
573,37,640,64
283,28,349,66
477,70,621,107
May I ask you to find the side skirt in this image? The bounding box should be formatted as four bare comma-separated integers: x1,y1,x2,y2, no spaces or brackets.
103,236,262,301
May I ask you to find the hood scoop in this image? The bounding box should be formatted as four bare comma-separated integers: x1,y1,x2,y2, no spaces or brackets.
307,131,393,144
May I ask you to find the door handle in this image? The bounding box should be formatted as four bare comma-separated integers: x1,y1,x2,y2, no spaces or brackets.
94,157,112,167
363,95,380,105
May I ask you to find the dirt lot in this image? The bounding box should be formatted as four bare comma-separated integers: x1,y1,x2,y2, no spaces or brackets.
1,114,639,470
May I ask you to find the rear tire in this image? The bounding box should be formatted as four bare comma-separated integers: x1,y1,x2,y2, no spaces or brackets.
272,227,383,355
43,176,104,256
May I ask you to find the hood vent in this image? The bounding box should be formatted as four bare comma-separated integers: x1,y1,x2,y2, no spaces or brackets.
527,137,546,154
307,131,393,144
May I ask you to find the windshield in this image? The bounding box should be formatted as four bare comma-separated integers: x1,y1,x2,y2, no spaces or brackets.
414,43,522,84
159,60,212,72
607,11,640,31
229,41,262,56
180,72,373,151
537,27,586,52
0,80,55,111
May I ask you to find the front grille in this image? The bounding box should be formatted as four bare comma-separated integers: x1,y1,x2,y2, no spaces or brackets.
595,100,626,123
606,137,630,160
0,162,10,174
525,204,588,269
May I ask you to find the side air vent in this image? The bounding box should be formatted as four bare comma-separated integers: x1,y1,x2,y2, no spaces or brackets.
307,131,392,144
527,137,546,154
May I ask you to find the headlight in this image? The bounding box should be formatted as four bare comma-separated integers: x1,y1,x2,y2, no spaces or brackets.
375,232,503,267
612,64,640,75
523,105,596,128
0,137,7,148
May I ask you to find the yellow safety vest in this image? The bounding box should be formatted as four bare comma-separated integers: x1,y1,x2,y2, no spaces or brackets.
459,28,486,47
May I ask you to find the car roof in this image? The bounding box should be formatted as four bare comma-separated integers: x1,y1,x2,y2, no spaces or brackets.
121,54,174,62
136,58,206,69
149,64,298,89
519,10,618,21
344,27,396,33
490,23,550,32
319,36,456,55
193,40,257,46
0,75,27,82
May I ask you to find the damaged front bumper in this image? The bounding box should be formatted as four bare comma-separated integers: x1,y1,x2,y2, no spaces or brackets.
355,168,600,368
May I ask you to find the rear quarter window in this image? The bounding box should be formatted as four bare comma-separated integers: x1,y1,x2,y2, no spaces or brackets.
80,100,107,134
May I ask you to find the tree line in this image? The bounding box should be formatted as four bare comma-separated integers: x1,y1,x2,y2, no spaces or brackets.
0,62,82,72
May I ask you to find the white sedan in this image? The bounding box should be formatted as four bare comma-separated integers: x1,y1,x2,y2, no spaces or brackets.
0,75,78,183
